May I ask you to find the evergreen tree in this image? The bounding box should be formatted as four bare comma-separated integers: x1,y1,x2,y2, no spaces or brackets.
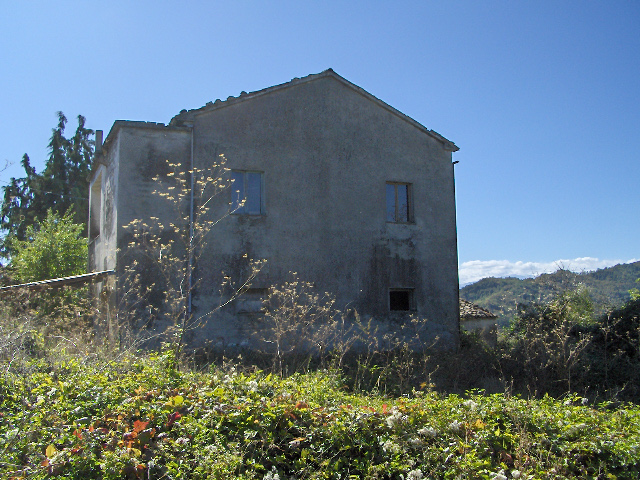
0,112,94,257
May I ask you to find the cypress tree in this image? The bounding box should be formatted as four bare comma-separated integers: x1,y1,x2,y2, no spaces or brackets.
0,112,94,258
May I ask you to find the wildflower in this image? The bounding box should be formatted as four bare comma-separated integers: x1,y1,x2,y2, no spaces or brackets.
247,380,259,392
448,420,463,433
511,470,521,479
385,408,407,429
418,426,437,438
406,469,424,480
263,466,280,480
175,437,190,445
381,439,400,454
490,470,507,480
463,399,478,410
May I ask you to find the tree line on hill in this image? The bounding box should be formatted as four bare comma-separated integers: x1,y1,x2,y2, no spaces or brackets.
460,261,640,324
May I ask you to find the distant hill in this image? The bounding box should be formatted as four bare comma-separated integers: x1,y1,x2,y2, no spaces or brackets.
460,261,640,326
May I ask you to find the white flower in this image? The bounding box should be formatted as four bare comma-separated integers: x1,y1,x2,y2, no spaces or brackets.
511,470,521,479
406,469,424,480
385,409,407,429
448,420,463,433
490,470,507,480
175,437,190,445
463,399,478,410
263,466,280,480
381,439,400,454
418,426,437,438
247,380,259,392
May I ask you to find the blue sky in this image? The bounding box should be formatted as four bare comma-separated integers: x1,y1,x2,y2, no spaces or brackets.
1,1,638,285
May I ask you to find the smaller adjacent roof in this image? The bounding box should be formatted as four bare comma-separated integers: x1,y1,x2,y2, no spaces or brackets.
459,299,497,320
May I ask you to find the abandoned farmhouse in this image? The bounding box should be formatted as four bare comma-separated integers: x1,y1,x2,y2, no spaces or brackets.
88,69,461,349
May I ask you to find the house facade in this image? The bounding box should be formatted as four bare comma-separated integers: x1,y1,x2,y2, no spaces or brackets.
88,69,460,350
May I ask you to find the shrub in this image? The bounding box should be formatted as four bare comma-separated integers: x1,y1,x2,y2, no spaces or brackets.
9,209,86,283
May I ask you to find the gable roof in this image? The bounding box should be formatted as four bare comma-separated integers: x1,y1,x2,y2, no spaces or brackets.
459,299,498,320
92,69,459,181
169,69,459,152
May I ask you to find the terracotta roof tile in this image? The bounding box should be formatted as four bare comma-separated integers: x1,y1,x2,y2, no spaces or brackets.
460,299,497,320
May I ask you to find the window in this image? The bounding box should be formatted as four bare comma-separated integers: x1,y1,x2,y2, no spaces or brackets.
389,289,414,311
89,169,103,240
231,171,263,214
236,287,268,315
386,182,412,223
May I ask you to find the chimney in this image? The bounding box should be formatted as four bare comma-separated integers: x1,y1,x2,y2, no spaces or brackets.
95,130,103,154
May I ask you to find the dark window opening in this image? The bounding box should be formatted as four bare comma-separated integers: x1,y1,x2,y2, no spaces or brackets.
89,172,102,241
389,289,414,311
237,287,269,315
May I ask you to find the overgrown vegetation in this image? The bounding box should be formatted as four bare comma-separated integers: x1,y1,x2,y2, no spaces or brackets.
0,210,91,338
2,119,639,477
1,276,640,478
2,341,639,479
117,156,263,359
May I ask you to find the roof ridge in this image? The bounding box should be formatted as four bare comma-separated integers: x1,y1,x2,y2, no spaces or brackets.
167,70,458,151
169,69,336,124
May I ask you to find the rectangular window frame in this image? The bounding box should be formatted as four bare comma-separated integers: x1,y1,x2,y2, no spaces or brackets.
389,288,416,312
236,287,269,316
231,170,264,215
386,182,413,224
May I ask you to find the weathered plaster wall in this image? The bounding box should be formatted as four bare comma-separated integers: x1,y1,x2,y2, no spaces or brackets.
114,125,191,234
113,125,192,331
93,73,460,350
88,134,120,340
182,75,459,348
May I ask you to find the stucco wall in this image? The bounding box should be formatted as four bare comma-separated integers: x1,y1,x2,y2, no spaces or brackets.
184,75,459,348
94,73,460,350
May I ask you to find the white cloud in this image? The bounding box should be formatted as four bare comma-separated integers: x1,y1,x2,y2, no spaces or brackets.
459,257,639,286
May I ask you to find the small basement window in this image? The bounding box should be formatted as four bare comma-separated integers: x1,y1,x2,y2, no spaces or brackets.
389,289,414,311
236,287,269,315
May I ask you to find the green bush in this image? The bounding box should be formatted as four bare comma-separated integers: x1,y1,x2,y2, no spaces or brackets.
1,210,91,339
9,209,86,283
1,350,639,479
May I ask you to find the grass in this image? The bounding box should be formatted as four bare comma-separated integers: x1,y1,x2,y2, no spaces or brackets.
2,348,639,479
